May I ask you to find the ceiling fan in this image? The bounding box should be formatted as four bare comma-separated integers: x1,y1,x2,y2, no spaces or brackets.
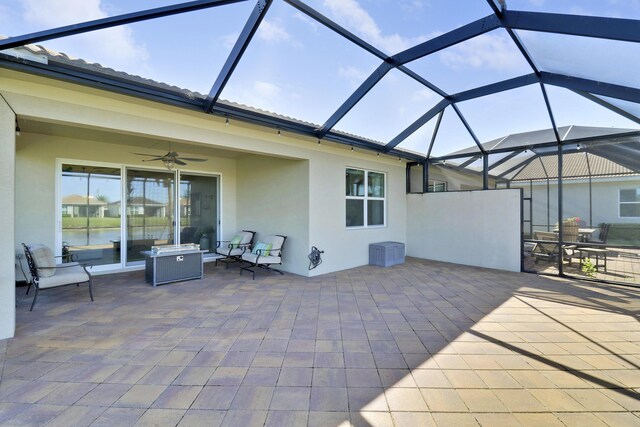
133,150,207,170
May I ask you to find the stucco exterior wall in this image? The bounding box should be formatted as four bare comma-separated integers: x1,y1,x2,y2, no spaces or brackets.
4,69,407,281
308,151,407,276
406,190,522,272
0,97,16,339
236,156,310,276
408,163,497,193
15,134,238,260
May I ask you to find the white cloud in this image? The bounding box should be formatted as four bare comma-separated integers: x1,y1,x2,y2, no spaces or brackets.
20,0,148,69
411,88,437,103
439,33,522,71
293,11,319,31
257,19,290,43
322,0,425,54
220,32,240,50
338,65,368,86
253,80,281,99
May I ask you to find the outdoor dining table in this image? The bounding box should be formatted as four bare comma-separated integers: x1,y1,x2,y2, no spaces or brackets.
552,228,597,242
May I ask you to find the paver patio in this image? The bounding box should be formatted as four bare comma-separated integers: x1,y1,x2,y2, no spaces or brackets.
1,258,639,426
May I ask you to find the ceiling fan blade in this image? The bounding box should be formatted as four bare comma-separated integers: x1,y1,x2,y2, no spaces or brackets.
132,152,163,157
141,158,164,162
179,157,207,162
174,159,187,166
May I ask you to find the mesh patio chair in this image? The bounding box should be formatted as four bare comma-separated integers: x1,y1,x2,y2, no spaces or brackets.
240,235,286,279
215,230,256,268
22,243,93,311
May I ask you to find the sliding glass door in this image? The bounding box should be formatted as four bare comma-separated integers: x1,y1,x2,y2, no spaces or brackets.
179,174,219,254
61,164,122,266
60,162,219,268
126,169,175,263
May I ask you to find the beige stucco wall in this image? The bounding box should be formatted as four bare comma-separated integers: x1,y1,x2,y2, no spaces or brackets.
236,156,310,276
15,133,238,257
407,190,522,272
409,163,497,193
308,151,407,276
3,69,407,283
0,97,16,339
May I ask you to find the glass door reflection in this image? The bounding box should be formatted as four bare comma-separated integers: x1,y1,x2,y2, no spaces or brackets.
179,174,218,254
61,164,122,266
126,169,175,263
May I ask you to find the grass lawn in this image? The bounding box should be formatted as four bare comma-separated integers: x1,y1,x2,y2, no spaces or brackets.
62,217,174,228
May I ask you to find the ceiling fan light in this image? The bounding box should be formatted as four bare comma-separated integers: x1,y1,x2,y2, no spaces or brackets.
163,158,175,170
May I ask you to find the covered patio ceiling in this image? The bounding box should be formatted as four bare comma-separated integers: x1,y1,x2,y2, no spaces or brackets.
1,0,640,162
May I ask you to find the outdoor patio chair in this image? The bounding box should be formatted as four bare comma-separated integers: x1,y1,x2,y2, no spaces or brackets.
576,223,610,272
240,234,286,279
532,231,559,264
22,243,93,311
215,230,256,268
561,221,580,264
588,223,610,244
531,226,578,265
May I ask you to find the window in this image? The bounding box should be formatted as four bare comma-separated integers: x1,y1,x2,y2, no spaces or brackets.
620,188,640,217
346,168,385,227
428,180,447,192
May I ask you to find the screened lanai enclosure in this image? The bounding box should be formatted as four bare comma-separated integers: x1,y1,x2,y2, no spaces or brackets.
2,0,640,285
407,126,640,286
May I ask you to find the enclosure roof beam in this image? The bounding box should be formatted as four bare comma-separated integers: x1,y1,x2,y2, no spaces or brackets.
317,62,393,138
502,10,640,44
391,15,501,65
0,0,247,50
385,99,450,152
573,91,640,126
540,72,640,104
205,0,272,112
450,74,538,103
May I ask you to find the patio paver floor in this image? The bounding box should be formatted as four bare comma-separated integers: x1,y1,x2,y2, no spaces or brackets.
2,257,639,426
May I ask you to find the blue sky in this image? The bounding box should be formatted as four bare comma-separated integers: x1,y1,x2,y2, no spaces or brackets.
2,0,640,155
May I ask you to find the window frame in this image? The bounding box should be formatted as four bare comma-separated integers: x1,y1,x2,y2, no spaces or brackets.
428,180,447,192
619,187,640,218
346,167,387,229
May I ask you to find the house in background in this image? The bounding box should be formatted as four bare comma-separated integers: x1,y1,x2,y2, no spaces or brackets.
414,126,640,241
61,194,107,218
125,197,167,218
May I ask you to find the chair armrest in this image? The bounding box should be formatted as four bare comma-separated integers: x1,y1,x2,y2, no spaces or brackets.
253,247,282,257
269,246,282,256
55,253,78,262
38,263,92,271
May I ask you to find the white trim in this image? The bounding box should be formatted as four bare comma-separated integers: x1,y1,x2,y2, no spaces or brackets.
177,170,221,255
56,157,223,272
346,167,387,229
428,179,447,192
619,187,640,218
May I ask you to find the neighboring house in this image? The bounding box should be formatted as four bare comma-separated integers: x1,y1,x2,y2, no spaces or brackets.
106,198,167,217
61,194,107,218
419,126,640,236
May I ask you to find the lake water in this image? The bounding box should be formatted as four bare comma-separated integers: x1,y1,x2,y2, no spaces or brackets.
63,227,170,246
